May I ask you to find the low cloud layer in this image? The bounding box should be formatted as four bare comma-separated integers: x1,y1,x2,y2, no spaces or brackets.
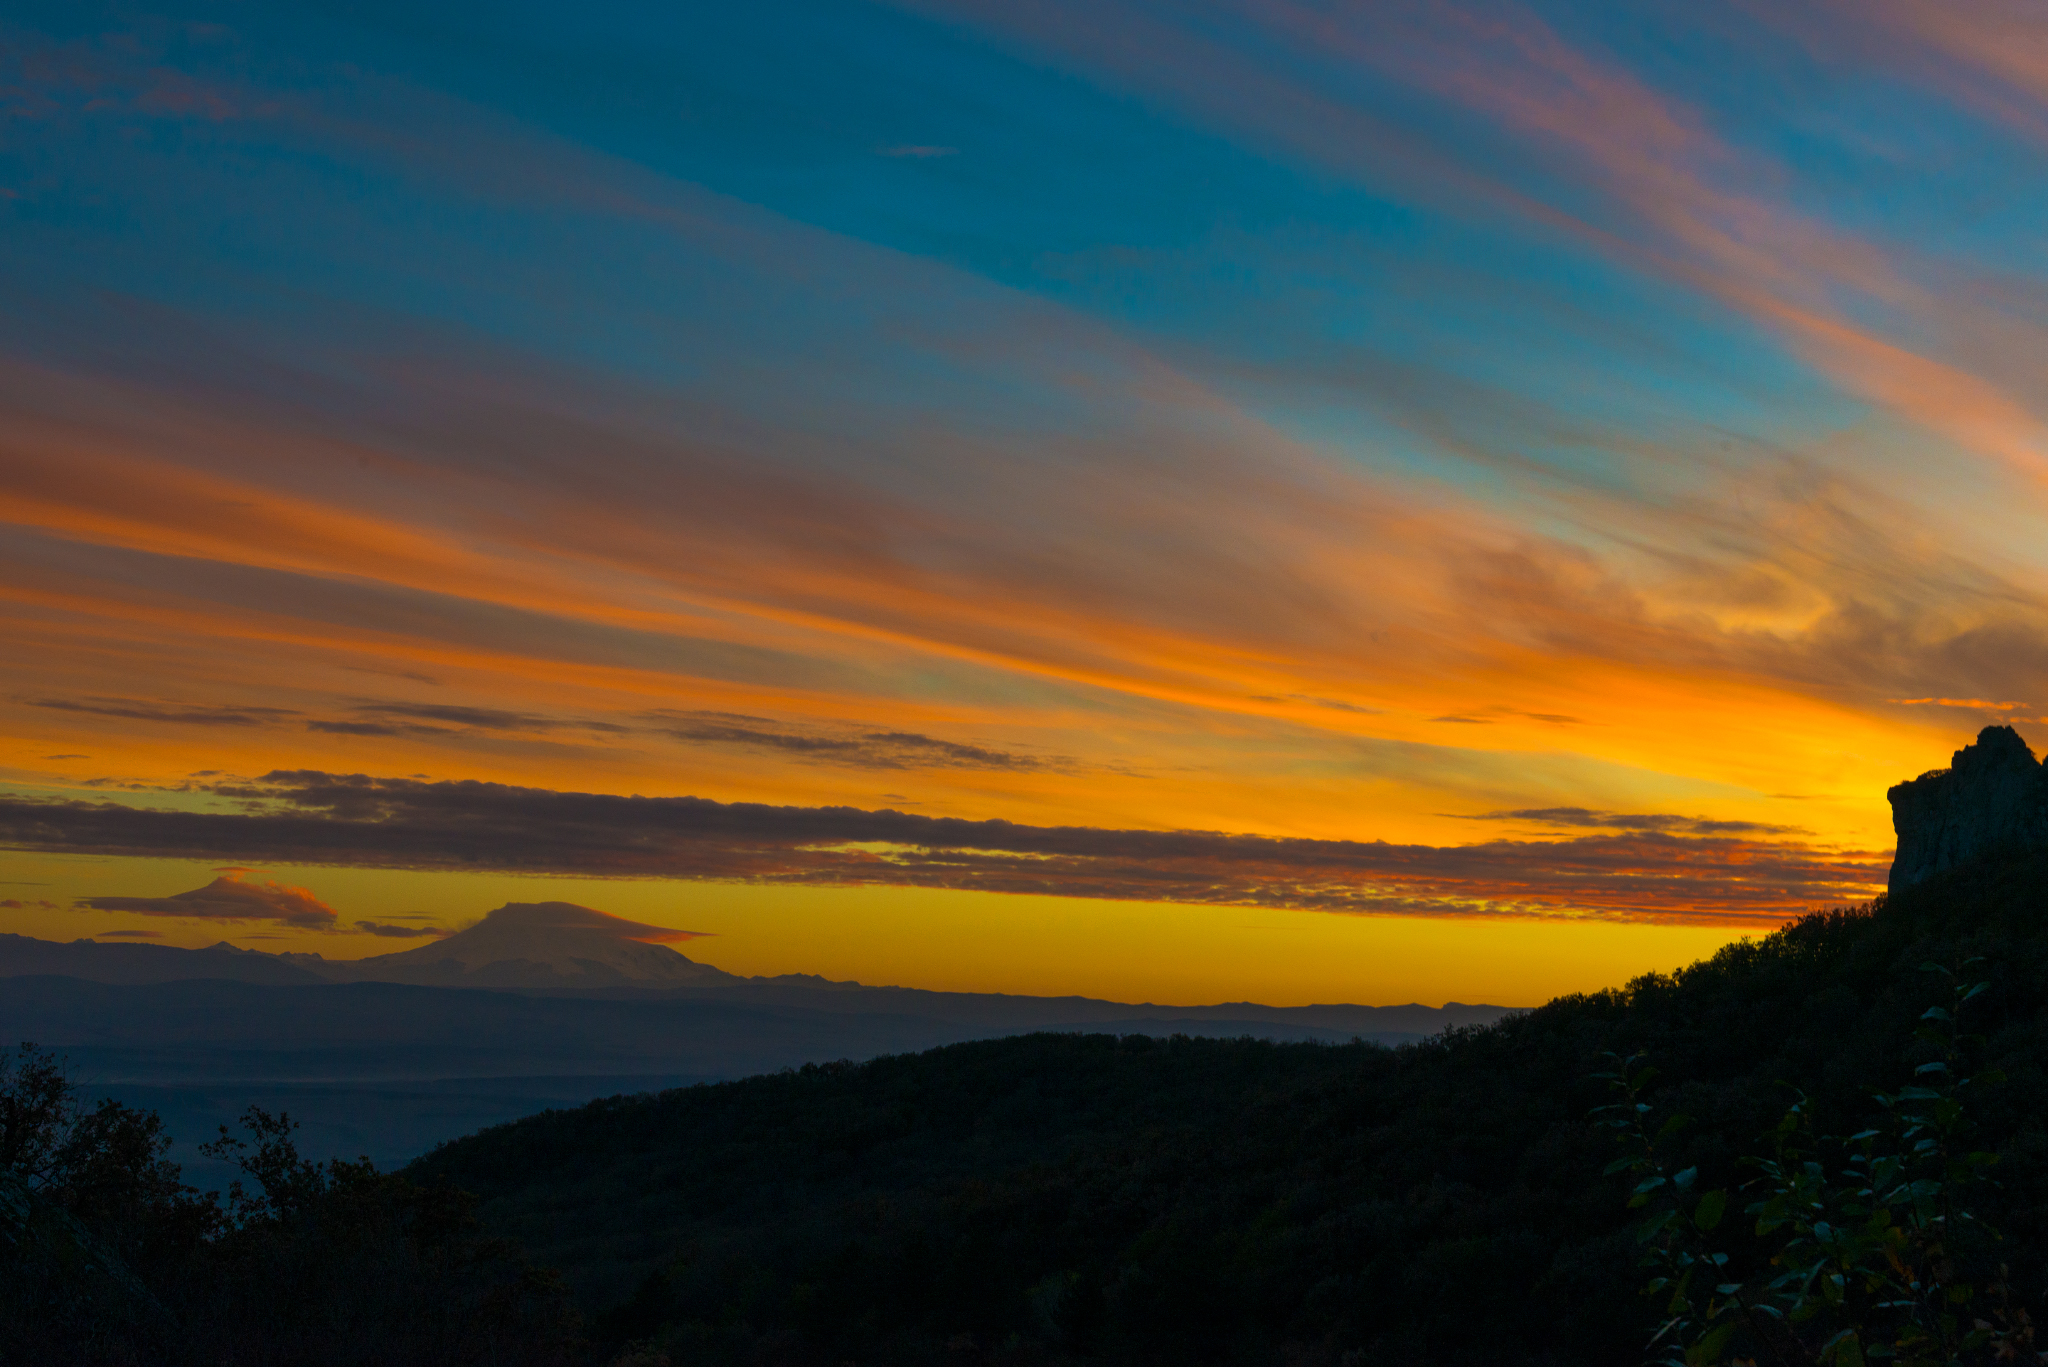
1453,808,1810,837
4,772,1886,924
81,868,341,928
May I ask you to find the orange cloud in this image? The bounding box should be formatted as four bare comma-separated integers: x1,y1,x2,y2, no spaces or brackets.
6,324,2047,859
1889,698,2030,711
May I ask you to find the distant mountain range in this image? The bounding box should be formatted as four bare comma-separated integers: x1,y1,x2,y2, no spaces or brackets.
1,902,1514,1181
0,901,1513,1036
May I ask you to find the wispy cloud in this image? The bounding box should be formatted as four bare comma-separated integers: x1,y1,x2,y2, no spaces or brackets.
930,0,2048,488
28,697,299,727
1764,0,2048,148
651,711,1061,772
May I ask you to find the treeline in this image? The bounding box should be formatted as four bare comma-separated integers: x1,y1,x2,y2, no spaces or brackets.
0,1051,581,1366
414,853,2048,1367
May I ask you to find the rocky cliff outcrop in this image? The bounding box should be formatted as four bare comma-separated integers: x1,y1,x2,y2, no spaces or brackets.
1888,725,2048,890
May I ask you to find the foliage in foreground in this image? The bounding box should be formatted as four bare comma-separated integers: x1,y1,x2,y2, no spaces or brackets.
1604,962,2041,1366
0,1043,581,1367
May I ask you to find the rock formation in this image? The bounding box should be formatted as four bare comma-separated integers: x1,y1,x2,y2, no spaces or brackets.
1888,724,2048,890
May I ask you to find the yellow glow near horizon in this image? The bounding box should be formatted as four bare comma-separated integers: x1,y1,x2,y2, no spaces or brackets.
3,852,1765,1007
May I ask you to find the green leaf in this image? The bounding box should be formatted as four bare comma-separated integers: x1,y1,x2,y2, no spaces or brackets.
1687,1320,1738,1365
1673,1166,1697,1191
1920,1006,1951,1022
1603,1156,1639,1176
1694,1189,1727,1232
1820,1329,1865,1367
1914,1061,1948,1075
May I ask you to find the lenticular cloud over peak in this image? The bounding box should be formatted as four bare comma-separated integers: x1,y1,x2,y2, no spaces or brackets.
462,901,708,945
82,870,340,929
326,900,723,990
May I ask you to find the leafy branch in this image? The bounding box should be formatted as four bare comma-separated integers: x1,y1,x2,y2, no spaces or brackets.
1598,962,2041,1367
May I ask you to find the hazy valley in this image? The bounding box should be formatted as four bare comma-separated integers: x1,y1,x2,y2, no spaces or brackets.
1,903,1509,1184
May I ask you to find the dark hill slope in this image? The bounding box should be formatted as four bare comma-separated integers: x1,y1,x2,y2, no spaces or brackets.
411,854,2048,1367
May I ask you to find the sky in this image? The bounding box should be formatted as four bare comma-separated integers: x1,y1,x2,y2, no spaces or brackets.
3,0,2045,1005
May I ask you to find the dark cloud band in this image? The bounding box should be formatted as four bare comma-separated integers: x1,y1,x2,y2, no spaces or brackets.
1451,807,1811,837
30,697,300,727
0,771,1884,923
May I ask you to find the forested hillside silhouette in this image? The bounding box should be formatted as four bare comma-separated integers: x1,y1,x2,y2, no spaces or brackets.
6,852,2046,1365
416,853,2048,1365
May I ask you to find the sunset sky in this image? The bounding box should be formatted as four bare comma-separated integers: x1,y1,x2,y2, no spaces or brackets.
4,0,2044,1004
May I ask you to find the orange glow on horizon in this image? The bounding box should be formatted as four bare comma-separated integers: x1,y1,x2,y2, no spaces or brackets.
1,853,1777,1008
